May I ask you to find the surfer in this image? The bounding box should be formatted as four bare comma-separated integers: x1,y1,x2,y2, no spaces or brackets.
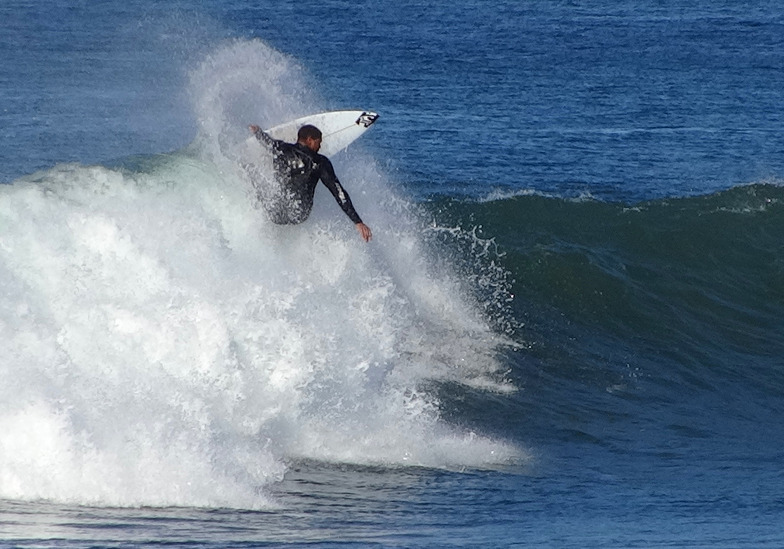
248,123,372,242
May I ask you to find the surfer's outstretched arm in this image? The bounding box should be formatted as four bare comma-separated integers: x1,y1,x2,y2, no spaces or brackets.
248,124,276,147
318,157,372,242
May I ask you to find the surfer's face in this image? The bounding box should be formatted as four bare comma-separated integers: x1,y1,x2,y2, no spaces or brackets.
303,136,322,153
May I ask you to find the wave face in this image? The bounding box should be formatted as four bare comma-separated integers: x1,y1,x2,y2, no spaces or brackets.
480,184,784,362
0,40,519,509
431,184,784,450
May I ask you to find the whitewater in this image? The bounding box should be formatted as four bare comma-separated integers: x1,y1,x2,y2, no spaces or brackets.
0,39,520,509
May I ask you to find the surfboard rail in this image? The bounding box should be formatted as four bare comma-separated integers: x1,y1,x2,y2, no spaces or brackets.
263,110,379,157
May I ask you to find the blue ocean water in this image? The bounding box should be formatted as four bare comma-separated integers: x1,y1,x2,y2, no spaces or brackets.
2,1,784,547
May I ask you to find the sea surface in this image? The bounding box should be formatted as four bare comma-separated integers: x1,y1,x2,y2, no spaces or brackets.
2,1,784,547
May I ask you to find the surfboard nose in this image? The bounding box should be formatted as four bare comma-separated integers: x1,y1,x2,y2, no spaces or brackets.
356,111,379,128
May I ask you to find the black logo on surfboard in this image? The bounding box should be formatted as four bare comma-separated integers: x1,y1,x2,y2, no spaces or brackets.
356,112,379,128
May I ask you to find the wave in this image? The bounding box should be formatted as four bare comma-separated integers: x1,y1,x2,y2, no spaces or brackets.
431,182,784,397
0,40,521,509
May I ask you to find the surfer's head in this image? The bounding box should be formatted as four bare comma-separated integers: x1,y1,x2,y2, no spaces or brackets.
297,124,323,152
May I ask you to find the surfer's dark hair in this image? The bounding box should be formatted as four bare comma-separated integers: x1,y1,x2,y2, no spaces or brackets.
297,124,322,141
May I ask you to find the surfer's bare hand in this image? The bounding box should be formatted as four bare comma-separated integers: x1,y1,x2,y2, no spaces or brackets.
356,223,372,243
248,125,260,133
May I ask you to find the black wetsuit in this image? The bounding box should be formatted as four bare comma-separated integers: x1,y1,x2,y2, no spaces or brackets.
252,128,363,225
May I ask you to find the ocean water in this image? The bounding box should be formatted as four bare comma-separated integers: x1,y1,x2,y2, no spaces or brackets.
1,1,784,547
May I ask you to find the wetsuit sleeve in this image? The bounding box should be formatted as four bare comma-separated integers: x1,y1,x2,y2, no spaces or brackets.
252,127,278,148
318,157,363,225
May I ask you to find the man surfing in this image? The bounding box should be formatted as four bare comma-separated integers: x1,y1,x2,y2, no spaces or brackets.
248,123,372,242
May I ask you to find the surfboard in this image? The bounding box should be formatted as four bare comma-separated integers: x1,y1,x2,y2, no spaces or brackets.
251,110,379,158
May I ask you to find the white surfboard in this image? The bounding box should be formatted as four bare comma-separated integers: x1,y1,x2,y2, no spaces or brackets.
253,110,379,158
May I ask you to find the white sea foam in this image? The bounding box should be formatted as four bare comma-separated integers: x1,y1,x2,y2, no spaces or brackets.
0,39,520,509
